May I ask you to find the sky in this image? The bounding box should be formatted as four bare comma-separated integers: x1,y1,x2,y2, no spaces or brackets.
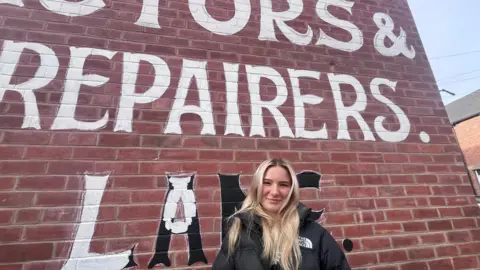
407,0,480,105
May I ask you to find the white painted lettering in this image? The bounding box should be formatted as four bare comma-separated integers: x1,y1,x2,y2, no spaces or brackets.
163,174,197,234
288,69,327,139
135,0,161,28
164,59,215,135
51,47,116,130
373,13,416,59
370,78,411,142
223,63,244,136
246,65,294,138
258,0,313,46
0,40,59,129
316,0,363,52
328,73,374,141
115,53,171,132
0,0,23,7
189,0,251,35
62,174,133,270
40,0,105,16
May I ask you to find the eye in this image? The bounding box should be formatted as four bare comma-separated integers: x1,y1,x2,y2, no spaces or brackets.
263,180,271,185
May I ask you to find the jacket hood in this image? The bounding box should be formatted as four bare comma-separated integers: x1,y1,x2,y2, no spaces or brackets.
233,203,324,229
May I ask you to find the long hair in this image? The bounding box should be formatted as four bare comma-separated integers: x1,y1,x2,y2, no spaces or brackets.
226,158,301,270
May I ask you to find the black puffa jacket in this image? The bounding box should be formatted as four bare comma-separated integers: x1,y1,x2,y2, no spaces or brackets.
212,203,351,270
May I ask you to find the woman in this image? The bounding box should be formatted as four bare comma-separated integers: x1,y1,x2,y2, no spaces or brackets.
212,158,351,270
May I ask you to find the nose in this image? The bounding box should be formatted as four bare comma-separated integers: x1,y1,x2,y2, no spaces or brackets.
270,184,280,196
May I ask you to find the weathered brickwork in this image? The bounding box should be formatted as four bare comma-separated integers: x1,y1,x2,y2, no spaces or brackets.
0,0,479,269
454,116,480,195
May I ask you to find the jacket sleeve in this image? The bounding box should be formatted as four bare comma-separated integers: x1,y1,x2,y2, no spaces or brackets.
319,229,351,270
212,235,235,270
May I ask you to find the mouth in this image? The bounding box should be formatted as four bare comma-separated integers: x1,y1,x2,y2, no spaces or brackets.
267,199,282,204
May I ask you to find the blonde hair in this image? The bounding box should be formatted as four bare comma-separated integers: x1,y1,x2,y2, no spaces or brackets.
226,158,301,270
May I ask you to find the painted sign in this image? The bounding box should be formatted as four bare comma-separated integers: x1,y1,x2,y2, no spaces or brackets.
63,170,325,269
0,0,428,145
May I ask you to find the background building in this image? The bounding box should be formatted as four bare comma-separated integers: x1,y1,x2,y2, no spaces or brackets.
446,89,480,203
0,0,479,269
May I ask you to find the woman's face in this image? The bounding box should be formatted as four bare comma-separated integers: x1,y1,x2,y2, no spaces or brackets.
260,166,292,215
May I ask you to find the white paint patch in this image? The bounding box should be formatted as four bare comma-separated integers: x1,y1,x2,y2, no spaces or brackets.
420,131,430,143
164,59,215,135
373,13,416,59
0,0,23,7
40,0,104,16
189,0,251,35
115,52,171,132
328,73,375,141
163,175,197,234
51,47,115,130
0,40,59,129
316,0,363,52
223,62,244,136
370,78,411,142
288,68,327,139
62,174,132,270
246,65,294,138
259,0,313,46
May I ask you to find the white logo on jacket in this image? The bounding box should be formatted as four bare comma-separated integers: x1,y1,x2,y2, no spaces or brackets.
298,236,313,249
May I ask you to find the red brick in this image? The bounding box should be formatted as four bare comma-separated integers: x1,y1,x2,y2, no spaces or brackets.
361,237,391,250
428,258,454,270
403,221,427,232
95,162,139,174
36,191,82,206
413,208,439,219
436,245,459,257
428,220,453,231
401,262,428,270
72,147,117,159
199,150,233,160
235,151,268,161
0,192,35,207
378,250,408,263
124,220,159,236
0,177,15,190
0,161,47,175
183,137,220,148
374,223,403,235
447,231,471,243
98,134,140,147
0,146,24,159
24,225,75,241
347,252,378,267
1,131,50,145
17,176,66,190
453,256,478,269
47,161,95,175
391,235,419,248
15,209,40,224
0,243,53,263
118,205,160,220
140,162,181,174
421,233,447,244
344,225,373,237
117,148,159,160
408,248,435,260
0,227,22,242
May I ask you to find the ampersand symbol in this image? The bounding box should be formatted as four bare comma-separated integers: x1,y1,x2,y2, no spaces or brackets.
373,13,416,59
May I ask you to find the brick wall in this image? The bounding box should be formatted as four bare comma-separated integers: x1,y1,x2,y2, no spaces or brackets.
1,0,480,269
454,116,480,194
